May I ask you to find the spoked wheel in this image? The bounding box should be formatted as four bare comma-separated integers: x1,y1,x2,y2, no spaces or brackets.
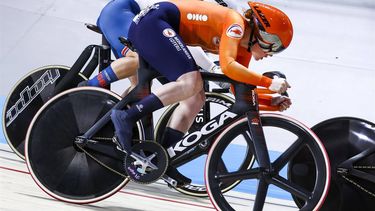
25,87,143,204
155,93,254,197
205,114,330,211
2,65,85,159
293,117,375,211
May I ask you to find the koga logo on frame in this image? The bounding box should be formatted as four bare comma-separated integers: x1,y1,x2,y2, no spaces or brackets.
167,110,237,158
187,13,208,21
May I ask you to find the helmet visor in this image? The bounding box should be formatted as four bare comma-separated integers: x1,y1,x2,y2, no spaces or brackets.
253,18,285,54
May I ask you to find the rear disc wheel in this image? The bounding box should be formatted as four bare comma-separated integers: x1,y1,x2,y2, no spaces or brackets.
25,87,143,203
2,65,85,159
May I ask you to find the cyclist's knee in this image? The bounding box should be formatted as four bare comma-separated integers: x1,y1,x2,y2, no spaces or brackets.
197,89,205,106
193,90,205,113
179,89,205,115
177,71,203,97
111,55,139,79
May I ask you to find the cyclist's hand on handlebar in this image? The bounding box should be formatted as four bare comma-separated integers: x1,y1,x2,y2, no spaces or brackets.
268,76,291,94
271,95,292,112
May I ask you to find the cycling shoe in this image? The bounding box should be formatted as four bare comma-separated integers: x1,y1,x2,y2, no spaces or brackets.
110,109,133,153
166,166,191,187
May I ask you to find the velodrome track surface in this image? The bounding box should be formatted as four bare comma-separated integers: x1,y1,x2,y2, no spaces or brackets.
0,143,298,211
1,0,374,210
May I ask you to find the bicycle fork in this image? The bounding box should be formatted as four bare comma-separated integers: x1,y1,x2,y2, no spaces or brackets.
246,111,272,211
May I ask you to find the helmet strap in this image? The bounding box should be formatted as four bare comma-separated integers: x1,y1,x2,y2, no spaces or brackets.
247,20,256,52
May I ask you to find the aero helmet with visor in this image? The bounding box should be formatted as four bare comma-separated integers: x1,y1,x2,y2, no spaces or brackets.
245,2,293,54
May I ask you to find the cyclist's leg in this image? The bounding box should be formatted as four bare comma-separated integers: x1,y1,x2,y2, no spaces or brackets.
111,71,203,152
159,89,205,185
162,89,205,141
112,2,203,153
110,51,139,95
82,0,140,88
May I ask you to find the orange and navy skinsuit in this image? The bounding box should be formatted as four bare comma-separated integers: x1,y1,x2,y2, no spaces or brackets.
127,0,272,88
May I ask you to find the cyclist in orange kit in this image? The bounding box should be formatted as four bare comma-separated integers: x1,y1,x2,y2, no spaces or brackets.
111,0,293,185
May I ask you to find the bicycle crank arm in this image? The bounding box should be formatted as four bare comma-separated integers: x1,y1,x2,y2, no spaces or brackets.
162,174,178,188
129,152,158,170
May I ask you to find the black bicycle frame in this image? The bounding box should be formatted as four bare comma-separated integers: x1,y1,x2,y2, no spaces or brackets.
338,145,375,183
77,57,272,187
53,24,112,95
167,80,271,173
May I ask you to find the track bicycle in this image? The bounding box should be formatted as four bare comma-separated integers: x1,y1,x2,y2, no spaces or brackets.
25,55,330,210
24,57,251,203
2,23,242,197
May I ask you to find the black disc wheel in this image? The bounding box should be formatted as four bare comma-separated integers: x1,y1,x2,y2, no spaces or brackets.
25,87,142,204
155,93,254,197
205,114,330,211
2,65,85,159
303,117,375,211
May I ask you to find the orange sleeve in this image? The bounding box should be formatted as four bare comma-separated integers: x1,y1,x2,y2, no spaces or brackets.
219,12,272,88
236,47,251,66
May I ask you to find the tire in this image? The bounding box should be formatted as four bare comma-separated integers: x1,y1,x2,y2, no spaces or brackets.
155,93,254,197
2,65,85,159
205,114,331,211
25,87,143,204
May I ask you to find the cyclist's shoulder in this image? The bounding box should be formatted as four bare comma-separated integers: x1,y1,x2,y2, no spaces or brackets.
170,0,227,12
170,0,241,23
226,8,245,23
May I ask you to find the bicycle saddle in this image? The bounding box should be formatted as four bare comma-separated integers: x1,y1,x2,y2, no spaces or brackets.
85,23,102,34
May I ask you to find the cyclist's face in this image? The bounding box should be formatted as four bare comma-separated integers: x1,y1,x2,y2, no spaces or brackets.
251,43,272,61
243,25,272,61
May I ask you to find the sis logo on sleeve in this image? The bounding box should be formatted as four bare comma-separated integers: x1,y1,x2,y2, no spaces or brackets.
226,24,244,39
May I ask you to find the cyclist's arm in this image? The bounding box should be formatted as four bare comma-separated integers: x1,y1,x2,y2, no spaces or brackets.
219,32,272,88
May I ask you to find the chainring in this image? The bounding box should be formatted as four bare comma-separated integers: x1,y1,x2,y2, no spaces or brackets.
124,141,168,184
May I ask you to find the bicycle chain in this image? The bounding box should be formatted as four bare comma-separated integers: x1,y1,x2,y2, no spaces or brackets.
77,137,168,185
341,175,375,198
341,165,375,198
92,137,114,141
354,165,375,169
76,137,128,178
